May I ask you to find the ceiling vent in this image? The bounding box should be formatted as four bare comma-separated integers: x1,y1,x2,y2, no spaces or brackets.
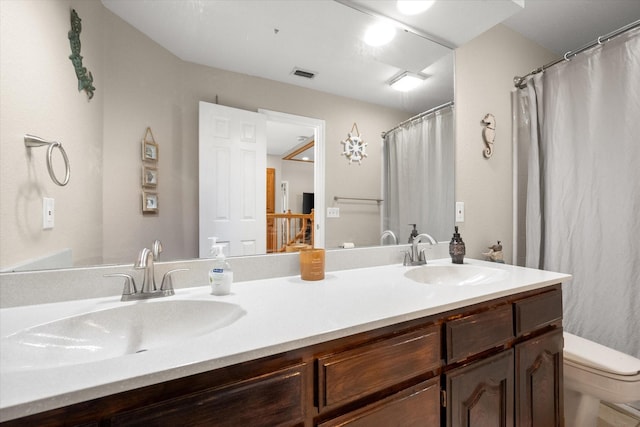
291,67,316,79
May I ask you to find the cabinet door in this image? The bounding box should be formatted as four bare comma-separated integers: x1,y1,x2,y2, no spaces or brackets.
515,329,564,427
110,364,307,427
446,349,514,427
317,378,440,427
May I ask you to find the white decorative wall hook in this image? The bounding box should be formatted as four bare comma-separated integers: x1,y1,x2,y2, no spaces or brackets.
481,113,495,158
341,122,367,165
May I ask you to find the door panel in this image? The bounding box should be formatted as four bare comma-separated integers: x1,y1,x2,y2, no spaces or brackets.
199,101,266,257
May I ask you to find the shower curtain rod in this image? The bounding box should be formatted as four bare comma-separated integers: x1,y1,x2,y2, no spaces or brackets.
514,19,640,88
381,101,454,137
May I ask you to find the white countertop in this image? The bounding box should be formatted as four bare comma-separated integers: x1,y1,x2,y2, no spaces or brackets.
0,258,570,422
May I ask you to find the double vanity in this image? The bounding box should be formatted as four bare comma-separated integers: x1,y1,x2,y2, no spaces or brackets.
0,255,570,426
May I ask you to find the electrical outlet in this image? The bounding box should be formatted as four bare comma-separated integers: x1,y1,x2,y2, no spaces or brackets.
327,207,340,218
455,201,464,222
43,197,55,229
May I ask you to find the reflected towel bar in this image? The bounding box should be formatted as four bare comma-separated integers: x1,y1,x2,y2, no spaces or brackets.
334,196,383,204
24,134,71,186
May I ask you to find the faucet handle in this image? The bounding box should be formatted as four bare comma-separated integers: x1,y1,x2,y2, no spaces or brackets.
418,248,427,263
104,273,137,298
403,251,411,266
160,268,188,293
152,239,163,261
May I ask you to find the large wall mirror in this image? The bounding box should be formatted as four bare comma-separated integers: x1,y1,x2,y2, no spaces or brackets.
0,0,523,272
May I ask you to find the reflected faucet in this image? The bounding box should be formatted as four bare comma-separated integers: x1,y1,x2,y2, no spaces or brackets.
404,233,437,266
135,247,157,294
380,230,398,245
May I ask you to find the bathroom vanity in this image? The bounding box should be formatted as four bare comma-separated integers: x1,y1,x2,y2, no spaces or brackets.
0,259,570,426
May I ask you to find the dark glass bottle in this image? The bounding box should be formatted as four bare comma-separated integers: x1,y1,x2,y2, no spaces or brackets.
449,226,465,264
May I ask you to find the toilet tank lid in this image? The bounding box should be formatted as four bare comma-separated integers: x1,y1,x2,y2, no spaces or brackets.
564,332,640,376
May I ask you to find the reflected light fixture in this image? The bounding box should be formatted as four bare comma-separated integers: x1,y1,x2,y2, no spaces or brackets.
364,21,395,46
396,0,435,15
389,72,426,92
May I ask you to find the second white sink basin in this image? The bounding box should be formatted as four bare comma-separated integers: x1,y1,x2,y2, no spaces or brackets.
1,299,245,372
405,264,508,286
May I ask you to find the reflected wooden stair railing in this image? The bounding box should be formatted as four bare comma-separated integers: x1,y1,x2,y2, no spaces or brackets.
266,209,314,253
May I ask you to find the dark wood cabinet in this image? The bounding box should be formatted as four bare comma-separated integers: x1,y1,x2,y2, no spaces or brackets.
515,329,564,427
318,378,440,427
446,302,514,363
445,349,515,427
110,363,307,427
443,287,563,427
1,284,563,427
317,324,441,410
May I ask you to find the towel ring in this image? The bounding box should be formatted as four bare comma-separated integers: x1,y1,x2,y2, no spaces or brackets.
24,134,71,186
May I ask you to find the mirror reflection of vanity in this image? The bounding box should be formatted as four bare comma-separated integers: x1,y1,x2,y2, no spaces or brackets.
0,0,521,272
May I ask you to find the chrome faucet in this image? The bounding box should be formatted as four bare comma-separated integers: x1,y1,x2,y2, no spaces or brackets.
136,247,157,294
404,233,437,266
380,230,398,245
104,246,187,301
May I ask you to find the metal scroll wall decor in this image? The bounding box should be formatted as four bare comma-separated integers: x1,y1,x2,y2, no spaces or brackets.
481,113,495,158
68,9,95,100
341,122,368,165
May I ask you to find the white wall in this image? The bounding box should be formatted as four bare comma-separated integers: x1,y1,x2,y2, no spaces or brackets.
0,0,104,269
281,161,314,214
454,24,558,263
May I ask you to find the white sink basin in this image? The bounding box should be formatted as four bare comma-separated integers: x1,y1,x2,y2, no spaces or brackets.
1,300,245,372
404,264,508,286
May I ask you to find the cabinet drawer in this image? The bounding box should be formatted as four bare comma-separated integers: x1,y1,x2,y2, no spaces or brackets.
110,363,307,427
446,303,513,363
317,324,441,409
514,288,562,336
317,377,440,427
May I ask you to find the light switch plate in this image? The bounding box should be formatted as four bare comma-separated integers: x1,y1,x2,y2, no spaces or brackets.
455,201,464,222
43,197,55,229
327,207,340,218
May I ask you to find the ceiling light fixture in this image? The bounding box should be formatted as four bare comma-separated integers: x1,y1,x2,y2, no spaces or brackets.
396,0,435,16
389,72,426,92
364,22,395,47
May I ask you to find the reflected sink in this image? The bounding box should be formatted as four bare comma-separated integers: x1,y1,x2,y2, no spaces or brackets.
405,264,508,286
1,300,245,372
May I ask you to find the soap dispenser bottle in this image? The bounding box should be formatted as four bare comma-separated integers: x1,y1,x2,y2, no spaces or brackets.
209,245,233,295
408,224,419,243
449,226,465,264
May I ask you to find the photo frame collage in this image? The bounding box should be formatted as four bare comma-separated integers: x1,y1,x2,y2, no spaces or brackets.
141,127,158,214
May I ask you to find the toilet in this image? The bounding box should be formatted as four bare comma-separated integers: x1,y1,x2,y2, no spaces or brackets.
563,332,640,427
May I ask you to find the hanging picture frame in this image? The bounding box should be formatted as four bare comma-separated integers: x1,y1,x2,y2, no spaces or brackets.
141,127,158,162
142,165,158,188
142,191,158,214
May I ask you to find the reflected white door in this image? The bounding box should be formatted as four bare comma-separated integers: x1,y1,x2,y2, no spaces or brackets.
199,101,266,257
